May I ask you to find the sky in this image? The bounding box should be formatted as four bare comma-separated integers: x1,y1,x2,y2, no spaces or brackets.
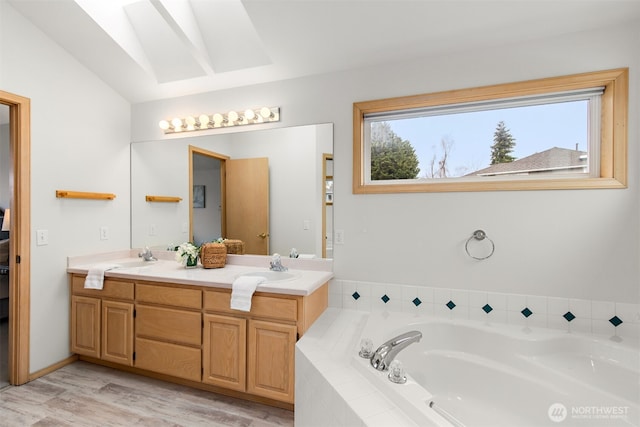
386,100,588,177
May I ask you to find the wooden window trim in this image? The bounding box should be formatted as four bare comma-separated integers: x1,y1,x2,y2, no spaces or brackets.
353,68,628,193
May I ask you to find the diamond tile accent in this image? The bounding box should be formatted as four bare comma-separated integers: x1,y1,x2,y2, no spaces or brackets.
352,291,360,301
609,315,623,327
412,297,422,307
482,304,493,313
381,294,390,303
563,311,576,322
521,307,533,318
446,300,456,310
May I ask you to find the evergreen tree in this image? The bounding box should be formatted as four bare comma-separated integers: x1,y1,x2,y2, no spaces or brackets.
370,122,420,180
490,121,516,164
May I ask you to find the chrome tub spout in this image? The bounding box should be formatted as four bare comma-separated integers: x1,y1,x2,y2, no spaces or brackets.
370,330,422,371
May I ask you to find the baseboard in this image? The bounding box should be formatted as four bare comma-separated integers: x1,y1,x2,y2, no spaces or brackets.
28,354,78,382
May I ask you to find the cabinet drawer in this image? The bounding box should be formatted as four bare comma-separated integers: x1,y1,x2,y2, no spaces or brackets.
204,290,297,322
135,337,201,382
136,283,202,309
136,305,201,346
72,276,134,300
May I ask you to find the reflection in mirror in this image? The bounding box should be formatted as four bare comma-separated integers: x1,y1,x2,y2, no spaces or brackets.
131,123,334,258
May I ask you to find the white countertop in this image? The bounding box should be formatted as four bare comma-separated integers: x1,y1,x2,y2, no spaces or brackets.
67,250,333,296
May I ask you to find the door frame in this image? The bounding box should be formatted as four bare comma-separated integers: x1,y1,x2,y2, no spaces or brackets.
188,145,229,241
0,90,31,385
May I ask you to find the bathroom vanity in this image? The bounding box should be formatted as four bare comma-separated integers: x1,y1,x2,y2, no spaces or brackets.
67,251,332,409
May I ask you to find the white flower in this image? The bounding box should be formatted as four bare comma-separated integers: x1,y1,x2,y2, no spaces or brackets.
175,242,199,264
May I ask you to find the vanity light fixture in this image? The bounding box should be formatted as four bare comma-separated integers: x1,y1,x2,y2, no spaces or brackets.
159,106,280,134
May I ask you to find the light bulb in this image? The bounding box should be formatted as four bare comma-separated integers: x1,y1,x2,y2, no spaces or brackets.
260,107,272,119
185,116,196,126
159,120,170,130
244,109,256,121
228,110,239,122
213,113,224,125
171,117,183,129
199,114,210,128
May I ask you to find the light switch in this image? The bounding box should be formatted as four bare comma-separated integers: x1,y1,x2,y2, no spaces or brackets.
303,220,310,230
36,229,49,246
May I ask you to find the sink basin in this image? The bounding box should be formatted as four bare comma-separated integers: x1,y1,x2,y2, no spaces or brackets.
114,260,156,269
239,271,298,282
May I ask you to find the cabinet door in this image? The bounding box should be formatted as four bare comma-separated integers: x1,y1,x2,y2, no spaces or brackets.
247,319,296,403
71,295,101,358
101,300,134,366
203,314,246,391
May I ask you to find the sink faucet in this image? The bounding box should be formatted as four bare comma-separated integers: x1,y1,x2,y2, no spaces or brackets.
370,330,422,371
269,253,288,271
138,246,157,262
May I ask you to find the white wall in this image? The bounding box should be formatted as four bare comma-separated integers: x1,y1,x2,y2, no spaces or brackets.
0,120,9,209
133,21,639,304
1,3,131,372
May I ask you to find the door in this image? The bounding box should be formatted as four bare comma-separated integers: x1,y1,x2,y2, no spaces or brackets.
71,295,101,358
247,319,296,403
225,158,269,255
203,314,246,391
101,300,133,366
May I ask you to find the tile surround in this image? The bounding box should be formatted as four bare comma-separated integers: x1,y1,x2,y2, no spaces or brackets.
329,279,640,340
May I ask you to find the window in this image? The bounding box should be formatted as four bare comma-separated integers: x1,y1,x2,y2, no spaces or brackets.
353,69,628,193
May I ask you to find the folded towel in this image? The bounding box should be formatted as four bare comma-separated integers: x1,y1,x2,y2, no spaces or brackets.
84,263,120,290
230,276,266,312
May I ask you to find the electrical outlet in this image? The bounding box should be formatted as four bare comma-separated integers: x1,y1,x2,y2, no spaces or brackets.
149,224,156,236
36,229,49,246
100,226,109,240
335,229,345,245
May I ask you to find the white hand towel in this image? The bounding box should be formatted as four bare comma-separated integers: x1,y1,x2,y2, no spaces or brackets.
84,263,120,290
230,276,266,312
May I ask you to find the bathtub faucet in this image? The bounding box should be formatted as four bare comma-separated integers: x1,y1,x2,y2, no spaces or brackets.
370,330,422,371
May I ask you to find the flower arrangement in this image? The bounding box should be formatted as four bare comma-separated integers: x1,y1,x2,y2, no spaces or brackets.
175,242,200,267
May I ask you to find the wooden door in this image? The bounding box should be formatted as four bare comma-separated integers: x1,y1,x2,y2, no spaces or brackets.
71,295,100,358
203,314,246,391
101,300,133,366
225,158,269,255
247,319,296,403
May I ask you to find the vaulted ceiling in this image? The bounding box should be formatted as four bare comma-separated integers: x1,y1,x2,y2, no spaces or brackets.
6,0,640,104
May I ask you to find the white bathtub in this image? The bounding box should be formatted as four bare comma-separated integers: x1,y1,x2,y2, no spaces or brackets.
352,314,639,427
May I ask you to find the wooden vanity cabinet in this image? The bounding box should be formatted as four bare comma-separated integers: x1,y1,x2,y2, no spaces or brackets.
70,272,328,408
70,276,134,366
134,283,202,382
203,288,326,404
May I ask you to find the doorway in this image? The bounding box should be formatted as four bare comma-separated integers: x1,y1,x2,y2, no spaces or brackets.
0,103,9,387
0,89,31,386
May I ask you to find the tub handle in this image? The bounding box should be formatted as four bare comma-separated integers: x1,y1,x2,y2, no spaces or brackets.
465,229,495,260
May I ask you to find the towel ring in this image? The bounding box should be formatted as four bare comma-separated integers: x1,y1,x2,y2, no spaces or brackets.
465,229,495,260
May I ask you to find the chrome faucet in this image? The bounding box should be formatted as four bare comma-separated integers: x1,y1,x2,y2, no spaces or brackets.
138,246,157,262
370,330,422,371
269,253,288,271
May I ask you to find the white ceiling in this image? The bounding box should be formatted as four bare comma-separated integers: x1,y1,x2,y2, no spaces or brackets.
5,0,640,107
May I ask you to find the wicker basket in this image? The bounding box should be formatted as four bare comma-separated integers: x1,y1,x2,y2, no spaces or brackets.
224,239,245,255
200,243,227,268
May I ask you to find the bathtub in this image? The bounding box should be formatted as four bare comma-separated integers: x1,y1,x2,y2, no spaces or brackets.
352,313,639,427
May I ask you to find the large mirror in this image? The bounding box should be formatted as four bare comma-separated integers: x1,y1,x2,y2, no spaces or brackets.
131,123,334,258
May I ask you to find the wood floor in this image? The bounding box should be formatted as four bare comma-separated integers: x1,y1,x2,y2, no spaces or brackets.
0,361,294,427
